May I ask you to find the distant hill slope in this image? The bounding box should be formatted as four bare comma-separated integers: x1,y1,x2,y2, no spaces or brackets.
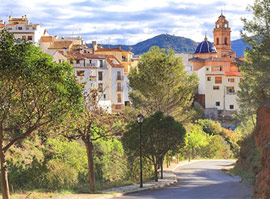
131,34,198,54
87,34,248,57
231,39,249,57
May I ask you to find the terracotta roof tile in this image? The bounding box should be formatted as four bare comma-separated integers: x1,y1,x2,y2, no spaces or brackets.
48,41,73,49
41,36,55,43
105,55,124,68
225,71,242,77
95,47,133,54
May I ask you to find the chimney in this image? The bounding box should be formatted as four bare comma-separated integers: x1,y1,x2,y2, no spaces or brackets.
92,41,97,53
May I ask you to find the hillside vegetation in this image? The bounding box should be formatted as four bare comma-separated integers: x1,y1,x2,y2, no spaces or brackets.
88,34,248,56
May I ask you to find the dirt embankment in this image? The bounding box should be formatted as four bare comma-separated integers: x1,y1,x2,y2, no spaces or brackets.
254,103,270,199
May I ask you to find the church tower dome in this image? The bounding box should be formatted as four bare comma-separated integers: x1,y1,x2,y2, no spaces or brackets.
194,35,216,54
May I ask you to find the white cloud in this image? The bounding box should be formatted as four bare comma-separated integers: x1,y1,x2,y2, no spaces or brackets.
0,0,254,44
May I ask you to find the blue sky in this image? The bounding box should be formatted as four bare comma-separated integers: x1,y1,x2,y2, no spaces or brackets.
0,0,253,45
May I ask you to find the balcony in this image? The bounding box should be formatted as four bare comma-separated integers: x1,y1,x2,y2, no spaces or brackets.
117,75,124,80
86,63,96,67
117,87,123,92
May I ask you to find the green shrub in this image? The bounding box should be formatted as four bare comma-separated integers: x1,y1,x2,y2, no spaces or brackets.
44,160,78,190
199,135,232,159
94,138,128,182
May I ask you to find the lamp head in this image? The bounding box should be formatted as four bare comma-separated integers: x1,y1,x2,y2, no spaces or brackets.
137,113,144,123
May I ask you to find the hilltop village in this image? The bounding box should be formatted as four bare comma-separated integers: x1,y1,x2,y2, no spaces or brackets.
0,14,243,127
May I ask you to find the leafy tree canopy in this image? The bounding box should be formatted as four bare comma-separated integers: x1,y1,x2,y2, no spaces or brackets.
122,111,186,181
238,0,270,118
128,46,198,122
185,124,208,149
0,29,82,199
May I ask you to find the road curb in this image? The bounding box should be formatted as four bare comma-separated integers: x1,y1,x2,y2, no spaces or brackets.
100,179,178,199
101,169,178,198
101,160,216,198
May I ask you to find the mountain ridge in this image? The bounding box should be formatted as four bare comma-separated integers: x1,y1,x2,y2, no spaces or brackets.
87,34,248,57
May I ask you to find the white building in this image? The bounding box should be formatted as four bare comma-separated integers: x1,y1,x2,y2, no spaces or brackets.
0,15,48,44
204,66,242,111
67,53,126,113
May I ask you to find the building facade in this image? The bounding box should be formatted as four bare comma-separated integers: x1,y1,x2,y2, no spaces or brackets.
67,53,126,113
190,14,244,123
1,15,135,113
0,15,48,44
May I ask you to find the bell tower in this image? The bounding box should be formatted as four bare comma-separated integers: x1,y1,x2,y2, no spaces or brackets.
213,13,232,57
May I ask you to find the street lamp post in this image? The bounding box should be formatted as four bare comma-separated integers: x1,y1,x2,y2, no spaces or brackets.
137,113,144,188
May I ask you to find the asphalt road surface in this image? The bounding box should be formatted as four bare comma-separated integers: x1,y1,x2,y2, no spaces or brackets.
118,160,253,199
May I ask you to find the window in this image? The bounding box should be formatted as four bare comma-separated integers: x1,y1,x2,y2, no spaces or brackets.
7,28,12,30
117,94,122,103
98,72,103,81
98,83,103,92
117,82,122,91
230,105,234,110
216,102,220,106
99,60,103,67
22,36,26,40
89,76,95,81
115,105,121,109
125,101,130,106
207,77,211,81
228,78,235,83
219,66,222,71
117,71,122,80
76,60,80,64
27,36,32,41
224,37,228,45
213,86,219,90
77,70,85,76
217,38,219,45
122,56,126,61
215,77,222,84
104,94,106,99
227,87,235,94
18,27,22,30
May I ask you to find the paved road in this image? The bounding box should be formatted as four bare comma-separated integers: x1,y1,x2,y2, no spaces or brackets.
117,160,253,199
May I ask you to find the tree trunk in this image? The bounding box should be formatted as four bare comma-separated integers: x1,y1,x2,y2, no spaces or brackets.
160,158,164,179
0,140,10,199
166,153,170,168
85,139,96,193
154,164,158,182
192,147,195,159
